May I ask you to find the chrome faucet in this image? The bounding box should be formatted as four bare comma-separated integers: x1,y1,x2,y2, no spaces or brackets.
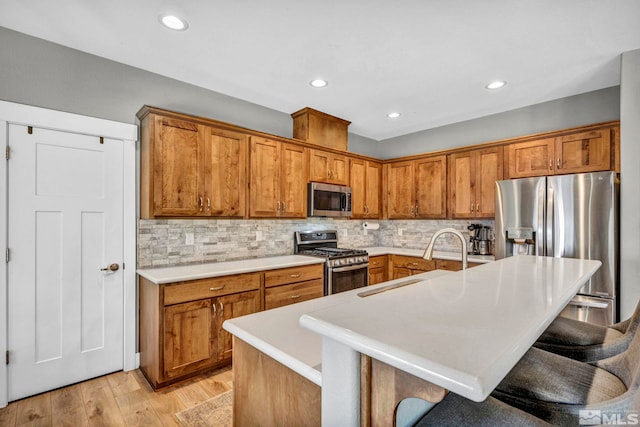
422,228,468,270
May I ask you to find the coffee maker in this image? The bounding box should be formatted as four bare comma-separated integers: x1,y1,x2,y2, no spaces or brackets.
467,224,493,255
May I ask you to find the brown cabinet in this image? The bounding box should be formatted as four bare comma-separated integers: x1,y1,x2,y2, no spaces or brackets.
386,156,447,219
368,255,388,285
264,264,324,310
506,127,614,178
291,107,350,152
389,255,436,279
249,137,308,218
139,272,261,389
138,110,248,218
448,147,503,218
350,159,382,218
309,149,349,185
435,259,482,271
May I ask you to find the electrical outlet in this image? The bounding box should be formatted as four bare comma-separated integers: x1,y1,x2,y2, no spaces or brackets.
256,230,263,241
398,228,404,236
185,232,194,245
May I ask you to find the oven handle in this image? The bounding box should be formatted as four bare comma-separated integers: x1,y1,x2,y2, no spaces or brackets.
331,263,369,273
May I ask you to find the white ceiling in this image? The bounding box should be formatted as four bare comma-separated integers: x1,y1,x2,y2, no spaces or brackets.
2,1,640,141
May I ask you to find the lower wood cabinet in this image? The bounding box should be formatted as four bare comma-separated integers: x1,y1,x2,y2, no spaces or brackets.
264,264,324,310
435,259,482,271
368,255,388,285
139,272,261,389
389,255,436,279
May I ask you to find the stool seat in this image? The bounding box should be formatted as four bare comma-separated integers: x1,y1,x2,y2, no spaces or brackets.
534,300,640,362
414,393,550,427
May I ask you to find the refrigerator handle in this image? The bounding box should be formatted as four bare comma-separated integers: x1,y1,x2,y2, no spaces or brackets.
537,180,546,257
546,185,554,257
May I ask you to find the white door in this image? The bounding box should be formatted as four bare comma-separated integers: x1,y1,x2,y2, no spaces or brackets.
7,124,124,401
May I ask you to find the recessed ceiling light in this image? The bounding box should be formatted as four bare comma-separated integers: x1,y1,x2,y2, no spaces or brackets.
159,14,189,31
387,112,401,118
310,79,328,88
486,81,507,90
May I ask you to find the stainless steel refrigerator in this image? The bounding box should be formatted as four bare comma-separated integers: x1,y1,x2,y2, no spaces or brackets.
495,171,619,326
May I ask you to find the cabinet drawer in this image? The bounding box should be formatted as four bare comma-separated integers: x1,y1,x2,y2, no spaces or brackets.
369,255,387,269
265,279,324,310
164,272,261,306
264,264,324,288
391,255,435,271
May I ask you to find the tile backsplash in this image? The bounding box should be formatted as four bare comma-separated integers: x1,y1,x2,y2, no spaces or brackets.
137,218,494,268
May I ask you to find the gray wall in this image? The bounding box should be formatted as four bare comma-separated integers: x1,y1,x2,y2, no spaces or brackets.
372,87,621,159
0,27,620,159
620,49,640,319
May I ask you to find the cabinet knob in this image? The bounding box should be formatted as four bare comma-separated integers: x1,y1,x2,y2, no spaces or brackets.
210,285,225,291
290,295,301,300
557,158,561,169
199,196,204,211
290,273,301,278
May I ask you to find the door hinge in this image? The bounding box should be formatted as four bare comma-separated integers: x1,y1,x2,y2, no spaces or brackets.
5,248,9,263
5,350,9,365
5,145,9,160
27,126,33,134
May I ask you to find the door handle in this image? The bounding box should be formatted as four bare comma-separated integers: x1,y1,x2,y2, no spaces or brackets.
100,263,119,272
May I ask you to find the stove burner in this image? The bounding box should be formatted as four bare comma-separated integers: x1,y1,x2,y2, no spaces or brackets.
300,247,367,259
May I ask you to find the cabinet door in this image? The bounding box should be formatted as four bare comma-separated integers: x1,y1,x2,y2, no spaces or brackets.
365,161,382,218
215,291,260,361
281,143,308,218
369,267,387,286
330,153,349,185
309,149,348,185
387,162,415,219
506,138,554,178
415,155,447,218
350,158,367,218
392,267,412,280
555,129,611,174
249,137,280,217
203,127,247,217
153,116,205,216
163,299,215,380
475,147,503,218
448,151,475,219
309,149,331,183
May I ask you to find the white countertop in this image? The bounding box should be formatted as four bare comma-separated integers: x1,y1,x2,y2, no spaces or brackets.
223,269,453,386
364,246,495,263
300,255,601,402
137,247,491,284
137,255,325,284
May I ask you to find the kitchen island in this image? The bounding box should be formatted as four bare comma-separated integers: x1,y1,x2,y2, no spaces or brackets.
224,255,601,426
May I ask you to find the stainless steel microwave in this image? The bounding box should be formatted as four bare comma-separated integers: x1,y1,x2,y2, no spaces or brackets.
308,182,352,217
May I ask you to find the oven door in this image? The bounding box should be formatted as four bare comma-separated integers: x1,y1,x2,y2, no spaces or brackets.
327,263,369,295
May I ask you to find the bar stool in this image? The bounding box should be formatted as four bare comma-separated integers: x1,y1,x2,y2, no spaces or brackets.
534,300,640,362
490,323,640,425
413,393,551,426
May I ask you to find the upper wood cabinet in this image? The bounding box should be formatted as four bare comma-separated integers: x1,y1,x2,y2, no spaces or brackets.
506,127,614,178
448,147,503,218
555,129,612,174
350,159,382,218
291,107,350,152
139,110,248,218
387,156,447,219
309,149,349,185
249,137,308,218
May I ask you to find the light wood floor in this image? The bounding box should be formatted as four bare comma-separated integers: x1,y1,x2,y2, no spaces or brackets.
0,366,232,426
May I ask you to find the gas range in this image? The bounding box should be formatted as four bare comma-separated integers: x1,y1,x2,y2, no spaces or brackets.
294,230,369,295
